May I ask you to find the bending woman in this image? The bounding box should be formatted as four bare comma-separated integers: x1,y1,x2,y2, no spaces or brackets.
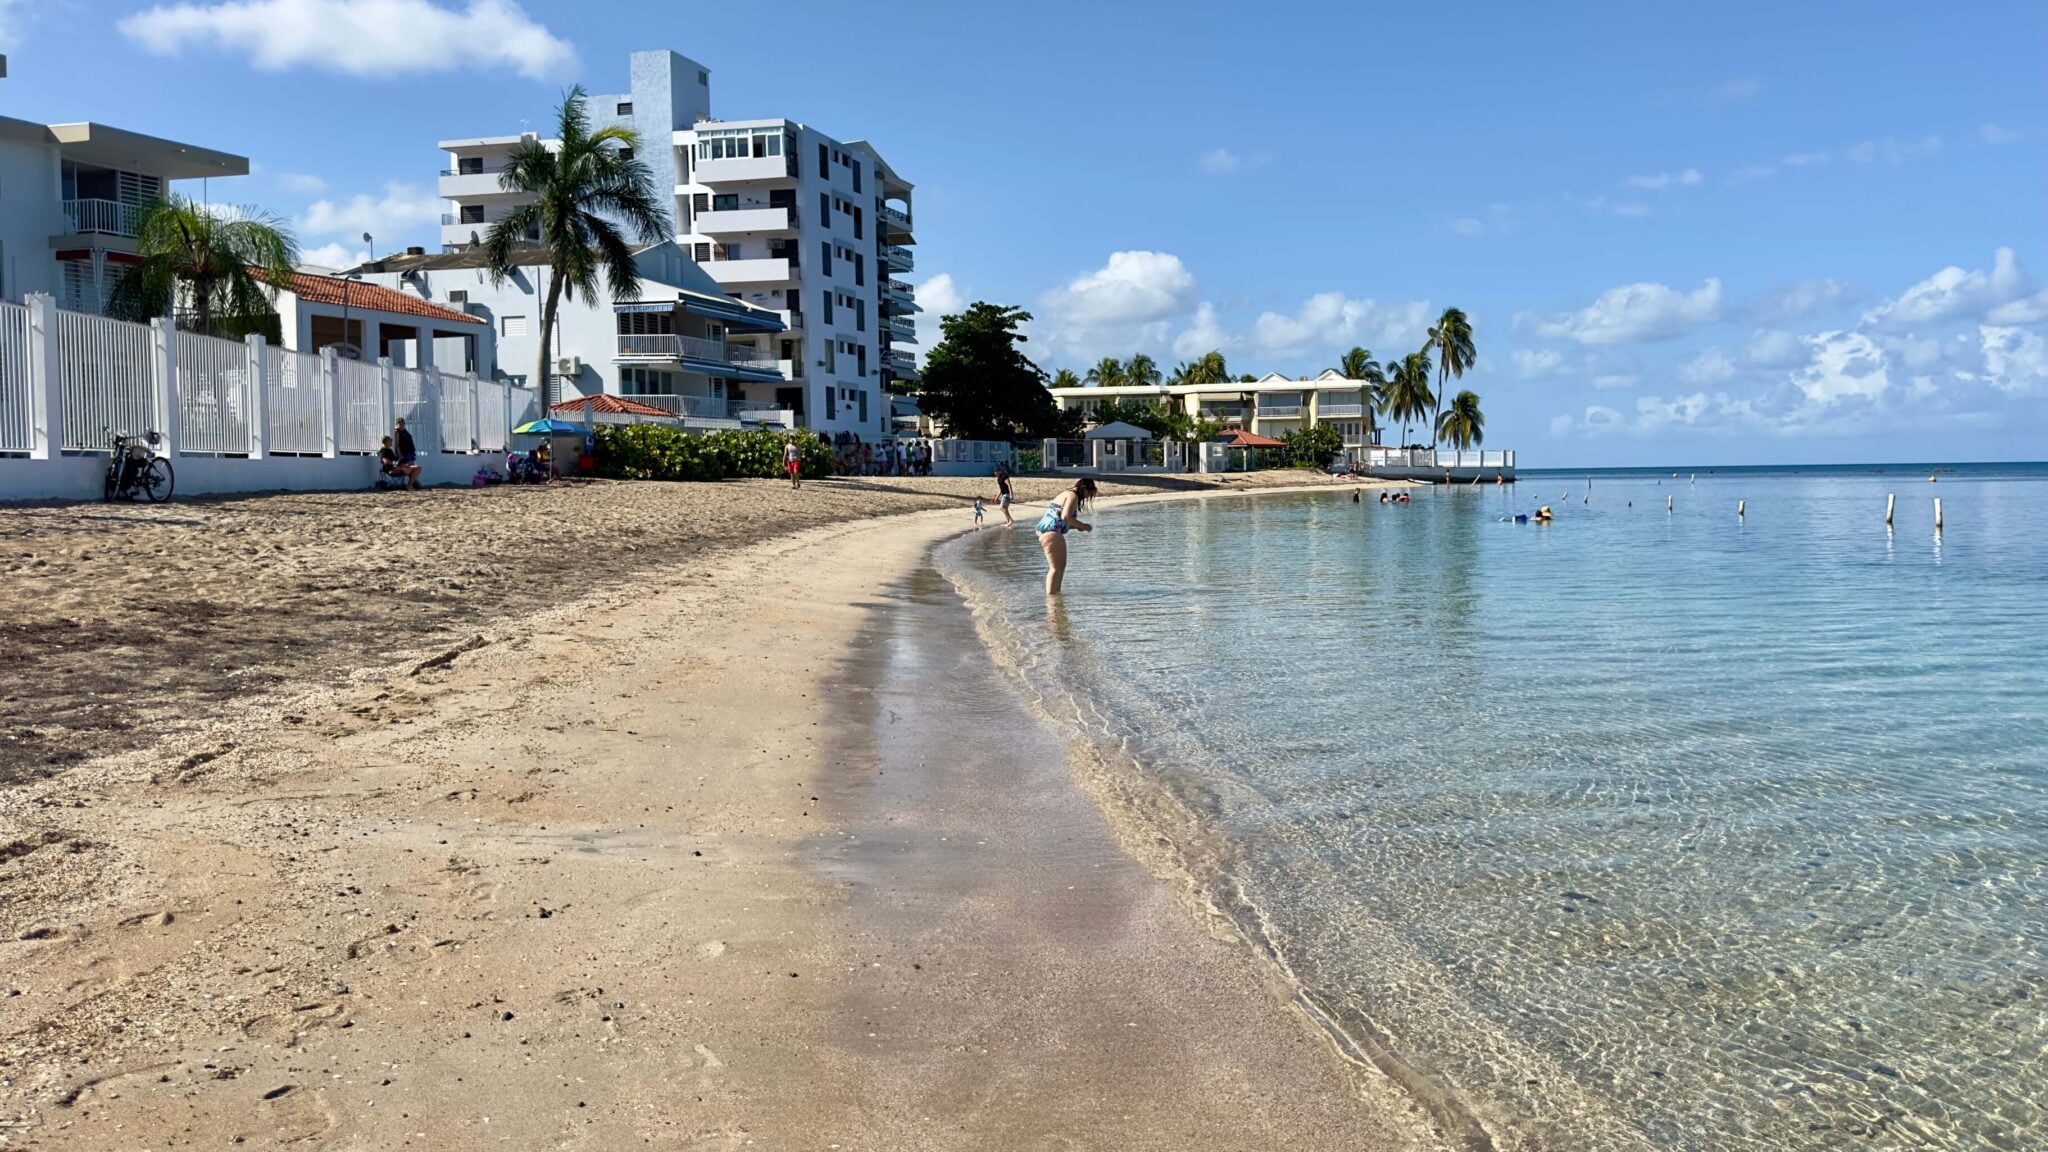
1035,478,1098,596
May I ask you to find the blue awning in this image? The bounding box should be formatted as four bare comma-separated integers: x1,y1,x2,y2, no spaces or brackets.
679,356,784,383
613,300,677,314
682,298,784,332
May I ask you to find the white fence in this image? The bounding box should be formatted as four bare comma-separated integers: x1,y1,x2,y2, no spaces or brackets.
0,293,525,500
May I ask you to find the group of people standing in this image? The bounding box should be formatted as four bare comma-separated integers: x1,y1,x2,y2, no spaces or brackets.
829,432,935,477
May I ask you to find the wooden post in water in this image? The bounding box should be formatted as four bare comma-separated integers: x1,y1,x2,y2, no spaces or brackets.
1886,493,1896,527
1738,499,1746,518
1667,494,1674,514
1934,497,1943,534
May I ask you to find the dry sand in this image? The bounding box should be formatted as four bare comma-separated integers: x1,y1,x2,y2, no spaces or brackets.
0,470,1437,1149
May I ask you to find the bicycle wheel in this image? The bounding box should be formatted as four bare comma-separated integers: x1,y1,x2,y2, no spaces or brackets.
103,465,118,503
142,457,175,503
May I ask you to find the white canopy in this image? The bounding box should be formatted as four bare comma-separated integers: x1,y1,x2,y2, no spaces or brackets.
1084,420,1155,440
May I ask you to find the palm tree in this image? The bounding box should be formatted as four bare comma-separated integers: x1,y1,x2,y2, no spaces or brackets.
1124,353,1162,386
1182,349,1229,384
1084,357,1127,388
1167,360,1198,387
107,194,298,337
1048,368,1082,389
1421,307,1475,447
1336,346,1387,443
485,85,671,408
1435,390,1485,450
1380,352,1436,448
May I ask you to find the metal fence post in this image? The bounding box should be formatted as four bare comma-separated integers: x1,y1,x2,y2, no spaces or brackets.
467,373,481,453
320,347,342,458
378,356,396,446
25,293,61,459
151,317,181,457
245,333,268,459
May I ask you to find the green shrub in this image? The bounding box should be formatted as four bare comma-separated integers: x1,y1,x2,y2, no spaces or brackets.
1279,424,1344,469
593,424,834,482
1014,448,1043,472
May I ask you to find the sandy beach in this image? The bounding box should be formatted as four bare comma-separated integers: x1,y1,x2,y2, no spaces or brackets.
0,470,1444,1150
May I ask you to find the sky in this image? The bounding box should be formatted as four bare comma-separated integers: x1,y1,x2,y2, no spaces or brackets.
3,0,2043,466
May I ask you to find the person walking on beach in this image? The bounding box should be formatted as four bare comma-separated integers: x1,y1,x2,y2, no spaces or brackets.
392,417,421,490
993,461,1015,526
1034,478,1097,596
783,437,803,490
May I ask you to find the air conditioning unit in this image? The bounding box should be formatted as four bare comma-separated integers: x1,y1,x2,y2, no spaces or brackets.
447,290,469,304
555,356,581,377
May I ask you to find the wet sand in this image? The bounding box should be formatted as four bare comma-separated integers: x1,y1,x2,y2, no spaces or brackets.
0,472,1425,1148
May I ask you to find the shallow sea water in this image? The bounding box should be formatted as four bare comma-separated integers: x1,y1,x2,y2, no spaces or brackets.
939,463,2047,1151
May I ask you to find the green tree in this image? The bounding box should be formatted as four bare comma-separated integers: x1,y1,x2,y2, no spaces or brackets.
1435,390,1486,450
1049,368,1082,389
108,194,298,338
1124,352,1162,386
1238,373,1258,383
484,85,670,408
1084,357,1127,387
1381,352,1437,448
1335,346,1387,443
1280,423,1344,468
916,302,1060,439
1422,307,1476,447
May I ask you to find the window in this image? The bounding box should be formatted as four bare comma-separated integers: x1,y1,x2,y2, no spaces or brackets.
853,207,862,240
693,242,711,261
619,367,674,395
818,142,829,173
502,315,527,336
753,133,778,157
820,192,830,223
852,162,861,194
824,342,836,374
858,389,868,422
826,385,836,419
459,204,485,224
857,345,867,378
712,193,738,211
457,156,483,175
616,101,633,115
855,300,866,332
692,193,709,212
822,291,833,324
854,253,864,286
698,70,709,85
820,241,832,276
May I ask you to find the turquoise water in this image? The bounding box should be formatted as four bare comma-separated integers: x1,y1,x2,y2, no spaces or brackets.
939,463,2047,1151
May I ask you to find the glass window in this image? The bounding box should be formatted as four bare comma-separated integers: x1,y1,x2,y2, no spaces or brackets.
616,102,633,115
753,134,774,157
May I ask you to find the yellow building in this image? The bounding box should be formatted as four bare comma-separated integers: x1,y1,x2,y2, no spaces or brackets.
1050,370,1375,452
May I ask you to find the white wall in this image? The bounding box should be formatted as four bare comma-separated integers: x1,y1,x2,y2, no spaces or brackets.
0,137,62,300
0,450,500,503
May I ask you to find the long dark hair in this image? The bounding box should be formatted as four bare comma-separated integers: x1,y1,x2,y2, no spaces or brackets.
1070,477,1098,511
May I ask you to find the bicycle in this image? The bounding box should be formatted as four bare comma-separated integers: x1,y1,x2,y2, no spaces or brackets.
103,429,175,503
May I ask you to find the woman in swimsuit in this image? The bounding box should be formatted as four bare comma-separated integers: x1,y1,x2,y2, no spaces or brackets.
1035,478,1098,596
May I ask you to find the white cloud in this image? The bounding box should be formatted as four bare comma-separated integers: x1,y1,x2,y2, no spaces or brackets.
1628,168,1702,190
1635,392,1710,432
1790,331,1889,405
1448,217,1485,237
1979,326,2048,395
1593,373,1640,390
1445,203,1516,238
1781,151,1830,168
1582,196,1651,218
1744,328,1809,369
1844,135,1942,166
1987,289,2048,326
916,273,965,317
298,182,442,239
1713,76,1763,104
1036,250,1199,360
1522,278,1722,345
0,0,29,49
119,0,576,80
277,171,328,193
1552,405,1624,437
1863,247,2032,329
1199,148,1240,174
299,242,369,271
1748,278,1853,322
1979,123,2022,146
1512,348,1565,378
1172,301,1229,359
1728,164,1777,183
1678,347,1737,385
1249,292,1432,355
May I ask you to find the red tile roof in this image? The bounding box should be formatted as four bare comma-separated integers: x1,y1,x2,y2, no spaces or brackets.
1215,428,1285,448
261,269,486,326
551,394,676,417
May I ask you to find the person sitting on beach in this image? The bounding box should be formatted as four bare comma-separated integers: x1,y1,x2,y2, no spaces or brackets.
1035,478,1098,597
390,419,422,490
377,436,405,487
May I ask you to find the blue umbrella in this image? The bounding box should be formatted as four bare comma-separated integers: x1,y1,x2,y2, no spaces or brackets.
512,418,591,436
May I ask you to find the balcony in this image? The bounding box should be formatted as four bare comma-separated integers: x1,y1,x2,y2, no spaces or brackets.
62,198,141,238
885,315,916,342
615,334,783,376
1257,406,1304,419
697,206,795,235
1199,407,1248,424
1317,402,1366,418
882,279,917,309
884,349,917,374
879,244,914,274
878,203,913,240
438,170,523,199
695,153,799,185
701,257,795,286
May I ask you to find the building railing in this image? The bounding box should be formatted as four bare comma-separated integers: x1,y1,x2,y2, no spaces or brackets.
879,244,914,272
1257,405,1303,418
616,334,780,370
1198,408,1247,422
62,199,142,238
885,317,916,340
1317,403,1366,417
883,278,915,299
1364,447,1517,470
878,204,912,231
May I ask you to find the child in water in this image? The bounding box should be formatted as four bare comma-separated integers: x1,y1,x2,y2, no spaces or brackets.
973,497,985,527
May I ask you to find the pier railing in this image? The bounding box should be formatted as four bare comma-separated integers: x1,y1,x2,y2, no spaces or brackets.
1366,447,1516,470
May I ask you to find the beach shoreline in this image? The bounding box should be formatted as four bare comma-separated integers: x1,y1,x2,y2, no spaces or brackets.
0,471,1432,1148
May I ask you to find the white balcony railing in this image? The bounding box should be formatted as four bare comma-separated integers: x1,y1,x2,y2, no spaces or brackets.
878,204,913,232
617,334,779,371
880,244,914,273
1258,405,1303,418
885,317,916,341
697,206,796,234
1318,403,1366,417
62,199,142,238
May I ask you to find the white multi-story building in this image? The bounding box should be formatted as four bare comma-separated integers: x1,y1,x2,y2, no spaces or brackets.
434,50,917,440
0,115,247,312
